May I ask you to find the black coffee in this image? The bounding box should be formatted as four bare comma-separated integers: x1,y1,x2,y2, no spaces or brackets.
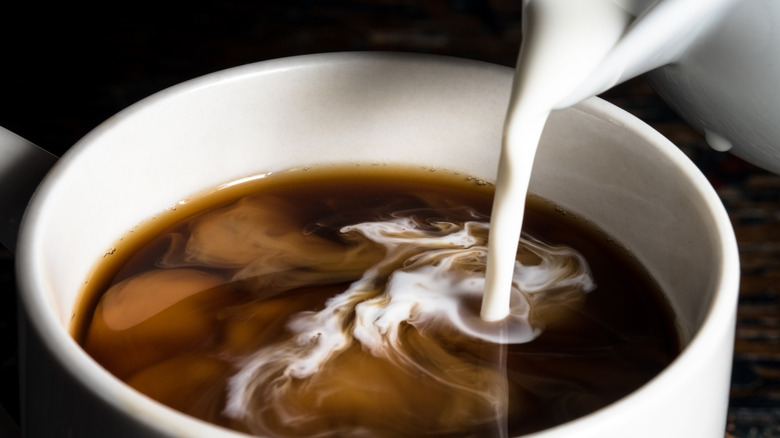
72,165,680,437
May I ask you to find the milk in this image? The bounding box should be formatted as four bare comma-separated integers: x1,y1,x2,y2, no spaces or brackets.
481,0,634,321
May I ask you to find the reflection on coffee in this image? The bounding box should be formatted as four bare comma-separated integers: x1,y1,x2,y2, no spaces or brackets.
72,166,680,437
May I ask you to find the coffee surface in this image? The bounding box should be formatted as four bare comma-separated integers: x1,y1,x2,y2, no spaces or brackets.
73,166,679,437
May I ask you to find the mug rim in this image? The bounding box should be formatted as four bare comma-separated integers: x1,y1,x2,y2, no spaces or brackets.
522,96,740,436
16,51,740,437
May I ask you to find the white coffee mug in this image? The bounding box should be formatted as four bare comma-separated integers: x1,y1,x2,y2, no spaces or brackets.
14,52,739,437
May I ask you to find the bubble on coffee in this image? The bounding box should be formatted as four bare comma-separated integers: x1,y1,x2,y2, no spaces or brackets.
76,167,679,437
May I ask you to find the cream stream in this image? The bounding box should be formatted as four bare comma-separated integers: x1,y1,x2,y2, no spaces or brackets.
481,0,634,321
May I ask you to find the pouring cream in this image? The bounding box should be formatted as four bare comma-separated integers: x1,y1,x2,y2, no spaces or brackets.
481,0,632,320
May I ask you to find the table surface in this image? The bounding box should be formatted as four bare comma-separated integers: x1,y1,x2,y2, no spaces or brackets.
0,2,778,437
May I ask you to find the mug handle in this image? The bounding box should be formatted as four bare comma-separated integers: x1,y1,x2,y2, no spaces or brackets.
0,126,58,252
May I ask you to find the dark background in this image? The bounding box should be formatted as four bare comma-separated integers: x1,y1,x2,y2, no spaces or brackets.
1,1,779,437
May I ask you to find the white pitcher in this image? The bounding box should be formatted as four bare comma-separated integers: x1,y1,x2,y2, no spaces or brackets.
547,0,779,173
